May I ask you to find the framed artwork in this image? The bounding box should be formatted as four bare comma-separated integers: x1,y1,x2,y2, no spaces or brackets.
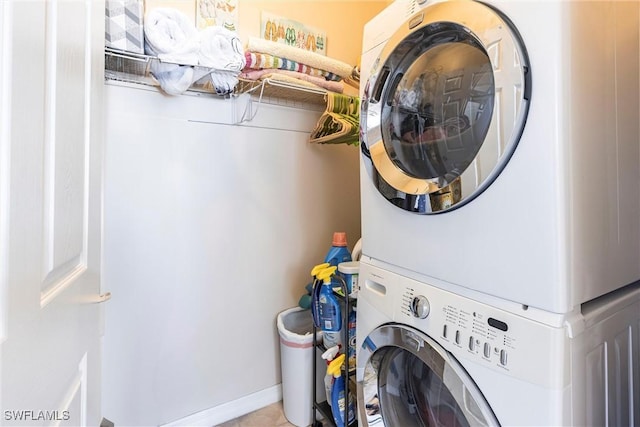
260,11,327,56
196,0,239,31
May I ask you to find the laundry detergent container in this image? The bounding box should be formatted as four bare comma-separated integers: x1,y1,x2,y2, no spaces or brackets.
277,307,324,427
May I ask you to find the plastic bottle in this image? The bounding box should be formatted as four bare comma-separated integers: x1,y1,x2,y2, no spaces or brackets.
310,262,330,328
327,354,356,427
325,232,352,299
322,326,343,349
317,266,341,334
347,306,357,369
321,345,340,404
324,232,352,267
338,261,360,297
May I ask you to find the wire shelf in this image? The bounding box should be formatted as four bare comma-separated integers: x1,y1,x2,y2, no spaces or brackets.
104,47,226,95
236,77,327,108
104,47,330,106
104,48,156,86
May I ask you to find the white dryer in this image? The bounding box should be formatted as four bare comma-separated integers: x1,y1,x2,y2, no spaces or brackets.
359,0,640,313
355,261,640,426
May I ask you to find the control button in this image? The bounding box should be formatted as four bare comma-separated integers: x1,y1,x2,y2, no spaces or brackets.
483,343,491,358
410,295,431,319
500,349,508,366
468,336,475,351
442,324,448,338
455,330,461,345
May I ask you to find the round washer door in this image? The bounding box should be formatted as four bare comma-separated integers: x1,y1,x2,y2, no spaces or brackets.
361,0,530,214
357,324,499,427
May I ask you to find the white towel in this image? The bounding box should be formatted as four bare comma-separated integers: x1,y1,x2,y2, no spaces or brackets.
209,70,240,95
200,27,244,94
144,8,245,95
144,8,199,65
199,26,245,71
246,37,354,79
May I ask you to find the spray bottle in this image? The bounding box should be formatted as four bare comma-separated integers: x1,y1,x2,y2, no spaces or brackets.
321,345,340,404
327,353,356,427
317,266,342,348
310,262,330,328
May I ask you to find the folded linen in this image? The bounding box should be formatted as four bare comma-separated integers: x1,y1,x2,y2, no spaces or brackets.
247,37,354,79
244,51,340,81
261,73,321,90
144,7,245,95
240,69,344,93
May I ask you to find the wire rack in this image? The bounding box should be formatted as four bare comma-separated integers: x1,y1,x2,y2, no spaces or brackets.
104,47,329,106
104,47,223,94
236,78,326,109
104,48,155,86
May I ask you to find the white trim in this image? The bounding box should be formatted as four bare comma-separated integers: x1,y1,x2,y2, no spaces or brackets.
83,0,91,272
79,353,88,427
42,0,58,280
41,264,87,308
53,358,83,427
160,385,282,427
0,0,13,345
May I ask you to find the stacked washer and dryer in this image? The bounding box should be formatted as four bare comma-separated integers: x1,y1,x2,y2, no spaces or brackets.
356,0,640,426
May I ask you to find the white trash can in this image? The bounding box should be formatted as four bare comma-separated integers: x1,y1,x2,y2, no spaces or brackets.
277,307,323,427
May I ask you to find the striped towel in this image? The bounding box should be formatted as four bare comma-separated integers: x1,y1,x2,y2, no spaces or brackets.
244,52,341,81
247,37,354,79
240,69,344,93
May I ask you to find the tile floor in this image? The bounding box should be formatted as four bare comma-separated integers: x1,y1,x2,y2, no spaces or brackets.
216,402,296,427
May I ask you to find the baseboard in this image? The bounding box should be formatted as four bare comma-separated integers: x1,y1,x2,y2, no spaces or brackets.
160,384,282,427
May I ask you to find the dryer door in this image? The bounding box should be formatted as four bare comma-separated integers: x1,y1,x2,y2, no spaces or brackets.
361,0,530,214
358,324,499,427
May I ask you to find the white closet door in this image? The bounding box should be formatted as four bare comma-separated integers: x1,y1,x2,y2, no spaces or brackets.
0,0,104,425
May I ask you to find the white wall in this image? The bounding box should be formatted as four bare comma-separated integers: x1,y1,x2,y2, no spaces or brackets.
102,83,361,425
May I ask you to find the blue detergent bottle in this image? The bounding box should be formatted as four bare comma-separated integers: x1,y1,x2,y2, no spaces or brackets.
324,232,352,267
317,266,341,334
325,232,352,299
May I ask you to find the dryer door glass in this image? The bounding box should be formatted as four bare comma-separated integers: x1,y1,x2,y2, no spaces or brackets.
362,1,529,214
382,38,494,183
359,324,499,427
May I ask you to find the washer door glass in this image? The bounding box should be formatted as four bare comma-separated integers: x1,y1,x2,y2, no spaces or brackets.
359,324,499,427
362,1,529,213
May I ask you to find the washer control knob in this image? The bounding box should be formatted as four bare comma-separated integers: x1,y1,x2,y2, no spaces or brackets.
410,295,431,319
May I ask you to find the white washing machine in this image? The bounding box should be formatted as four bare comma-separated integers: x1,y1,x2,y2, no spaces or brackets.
356,261,640,426
359,0,640,313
